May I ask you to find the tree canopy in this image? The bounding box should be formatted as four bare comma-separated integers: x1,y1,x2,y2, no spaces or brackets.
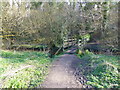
1,1,119,51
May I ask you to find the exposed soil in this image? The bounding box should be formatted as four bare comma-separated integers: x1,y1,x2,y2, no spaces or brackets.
40,47,91,88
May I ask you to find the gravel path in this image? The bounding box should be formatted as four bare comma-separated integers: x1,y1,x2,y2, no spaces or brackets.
40,47,86,88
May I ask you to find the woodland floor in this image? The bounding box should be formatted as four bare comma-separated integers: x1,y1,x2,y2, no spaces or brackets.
40,47,90,88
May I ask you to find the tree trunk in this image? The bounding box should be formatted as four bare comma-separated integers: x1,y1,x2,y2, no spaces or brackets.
118,2,120,51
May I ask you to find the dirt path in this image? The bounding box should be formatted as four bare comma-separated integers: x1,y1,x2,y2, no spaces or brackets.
40,47,84,88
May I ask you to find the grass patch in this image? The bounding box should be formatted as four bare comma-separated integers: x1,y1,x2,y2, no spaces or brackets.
0,50,51,88
77,50,120,88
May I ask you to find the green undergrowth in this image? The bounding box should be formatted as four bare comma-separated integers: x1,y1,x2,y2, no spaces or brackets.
0,50,51,88
77,50,120,88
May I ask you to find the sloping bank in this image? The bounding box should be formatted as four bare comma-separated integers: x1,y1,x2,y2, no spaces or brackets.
0,50,52,88
76,50,120,88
